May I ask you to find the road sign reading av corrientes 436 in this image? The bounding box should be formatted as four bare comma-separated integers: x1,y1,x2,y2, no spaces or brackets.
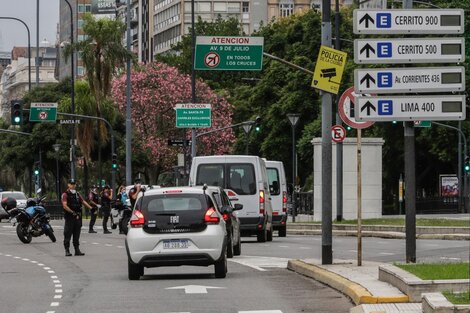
29,102,58,122
175,103,211,128
194,36,264,71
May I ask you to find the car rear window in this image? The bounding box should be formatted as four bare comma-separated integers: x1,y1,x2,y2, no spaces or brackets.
196,163,256,195
137,193,210,214
2,192,26,200
267,168,280,196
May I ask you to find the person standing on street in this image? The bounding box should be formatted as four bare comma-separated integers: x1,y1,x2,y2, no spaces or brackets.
87,185,101,233
62,179,92,256
101,185,112,234
128,179,142,209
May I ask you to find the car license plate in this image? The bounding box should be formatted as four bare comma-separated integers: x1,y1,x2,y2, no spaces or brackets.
163,239,189,249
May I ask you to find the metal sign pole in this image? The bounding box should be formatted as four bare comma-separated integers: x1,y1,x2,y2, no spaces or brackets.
357,129,362,266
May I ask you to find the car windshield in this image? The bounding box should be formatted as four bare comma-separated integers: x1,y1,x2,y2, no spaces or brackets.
2,192,27,200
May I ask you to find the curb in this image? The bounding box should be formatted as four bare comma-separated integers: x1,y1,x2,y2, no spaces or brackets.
287,260,410,305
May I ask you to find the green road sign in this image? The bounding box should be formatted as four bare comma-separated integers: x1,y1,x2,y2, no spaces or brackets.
194,36,264,71
175,103,211,128
414,121,431,128
29,102,58,122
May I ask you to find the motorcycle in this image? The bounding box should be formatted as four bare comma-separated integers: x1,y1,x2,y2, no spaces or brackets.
110,201,132,235
8,191,56,244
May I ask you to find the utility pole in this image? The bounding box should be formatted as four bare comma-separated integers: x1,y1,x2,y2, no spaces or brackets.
335,0,343,222
36,0,39,87
190,0,197,161
321,0,333,265
403,0,416,264
125,0,132,185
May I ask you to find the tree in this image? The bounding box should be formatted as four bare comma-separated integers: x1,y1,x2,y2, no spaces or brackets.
111,62,236,177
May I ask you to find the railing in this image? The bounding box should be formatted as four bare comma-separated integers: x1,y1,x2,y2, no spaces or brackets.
289,191,314,216
416,196,460,214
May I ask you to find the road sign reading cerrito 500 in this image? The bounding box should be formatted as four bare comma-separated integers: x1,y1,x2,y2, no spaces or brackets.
194,36,264,71
29,102,58,122
175,103,211,128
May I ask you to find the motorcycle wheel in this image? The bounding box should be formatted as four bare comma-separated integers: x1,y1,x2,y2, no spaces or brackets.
120,216,130,235
16,223,32,244
110,216,117,229
44,226,56,243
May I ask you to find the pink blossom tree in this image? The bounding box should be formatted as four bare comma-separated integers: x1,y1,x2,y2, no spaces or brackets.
111,62,235,173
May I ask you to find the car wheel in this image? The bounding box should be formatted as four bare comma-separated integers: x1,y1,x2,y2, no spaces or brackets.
214,245,227,278
233,232,241,256
226,235,234,258
257,227,267,242
267,225,273,242
278,226,287,237
128,259,143,280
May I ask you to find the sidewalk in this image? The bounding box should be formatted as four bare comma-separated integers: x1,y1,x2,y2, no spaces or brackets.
287,259,422,313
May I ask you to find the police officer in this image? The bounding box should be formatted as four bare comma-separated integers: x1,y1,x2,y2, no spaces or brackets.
62,179,92,256
101,185,112,234
87,185,101,233
128,178,142,209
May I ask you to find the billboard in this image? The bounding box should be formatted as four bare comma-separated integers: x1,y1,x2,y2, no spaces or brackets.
91,0,116,14
439,175,459,197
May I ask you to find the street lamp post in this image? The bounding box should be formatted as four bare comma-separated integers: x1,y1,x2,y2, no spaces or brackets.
62,0,76,180
0,17,31,91
53,144,61,201
287,113,300,223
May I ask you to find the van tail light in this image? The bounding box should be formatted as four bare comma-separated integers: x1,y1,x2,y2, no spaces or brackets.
222,213,229,221
130,210,145,227
282,191,287,213
259,190,265,215
204,207,220,224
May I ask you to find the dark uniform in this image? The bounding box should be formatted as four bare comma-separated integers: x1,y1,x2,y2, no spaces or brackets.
87,188,100,233
101,186,112,234
62,189,85,256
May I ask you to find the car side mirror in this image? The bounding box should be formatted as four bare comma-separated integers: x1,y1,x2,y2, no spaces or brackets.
233,203,243,211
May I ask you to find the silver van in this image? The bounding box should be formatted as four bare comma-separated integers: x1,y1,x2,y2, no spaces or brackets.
189,155,274,242
265,160,287,237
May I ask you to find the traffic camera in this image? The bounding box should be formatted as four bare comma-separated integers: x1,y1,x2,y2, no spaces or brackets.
10,100,23,125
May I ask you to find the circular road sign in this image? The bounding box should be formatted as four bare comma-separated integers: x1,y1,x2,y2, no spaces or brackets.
204,52,220,68
331,125,346,143
39,111,48,120
338,87,374,129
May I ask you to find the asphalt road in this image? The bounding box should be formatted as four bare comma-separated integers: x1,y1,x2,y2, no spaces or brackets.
0,221,353,313
0,220,468,313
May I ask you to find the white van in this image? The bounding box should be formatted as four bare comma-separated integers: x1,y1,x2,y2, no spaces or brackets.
265,160,287,237
189,155,274,242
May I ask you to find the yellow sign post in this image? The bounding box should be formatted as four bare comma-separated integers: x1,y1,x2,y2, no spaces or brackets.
312,46,348,94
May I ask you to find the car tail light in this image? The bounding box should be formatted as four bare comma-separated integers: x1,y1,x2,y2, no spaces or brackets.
259,190,265,215
282,191,287,213
130,210,145,227
204,207,220,224
227,190,237,197
222,213,229,221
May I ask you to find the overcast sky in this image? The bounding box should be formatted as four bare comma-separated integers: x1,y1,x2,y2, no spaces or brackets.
0,0,59,52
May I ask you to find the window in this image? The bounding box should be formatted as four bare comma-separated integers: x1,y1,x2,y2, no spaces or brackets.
85,4,92,12
267,168,280,195
227,164,256,195
78,4,86,13
242,2,249,12
78,20,84,29
77,66,84,76
198,2,211,12
227,2,240,12
279,0,294,17
196,164,224,187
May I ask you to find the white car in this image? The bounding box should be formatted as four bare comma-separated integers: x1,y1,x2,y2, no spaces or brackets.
125,186,228,280
0,191,27,222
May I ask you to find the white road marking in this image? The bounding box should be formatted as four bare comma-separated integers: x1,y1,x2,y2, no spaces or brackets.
441,257,461,261
229,256,289,271
166,285,226,294
51,275,58,279
278,245,289,248
43,267,51,270
48,271,55,273
55,289,63,293
379,252,395,256
105,244,113,247
53,280,60,283
50,302,59,307
55,284,62,288
239,311,283,313
54,295,62,299
299,247,312,250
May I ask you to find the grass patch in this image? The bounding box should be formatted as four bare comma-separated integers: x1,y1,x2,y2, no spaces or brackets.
443,291,470,305
395,262,470,280
295,218,470,227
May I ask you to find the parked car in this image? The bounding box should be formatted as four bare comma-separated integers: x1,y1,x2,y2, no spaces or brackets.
0,191,27,222
265,160,288,237
211,186,243,258
126,185,229,280
189,155,274,243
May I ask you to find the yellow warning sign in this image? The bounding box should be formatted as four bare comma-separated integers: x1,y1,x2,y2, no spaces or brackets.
312,46,348,95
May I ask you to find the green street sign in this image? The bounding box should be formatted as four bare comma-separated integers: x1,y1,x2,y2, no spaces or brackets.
175,103,211,128
194,36,264,71
414,121,431,128
29,102,58,122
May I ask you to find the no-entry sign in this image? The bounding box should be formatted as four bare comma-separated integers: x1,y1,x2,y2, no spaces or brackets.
338,87,375,129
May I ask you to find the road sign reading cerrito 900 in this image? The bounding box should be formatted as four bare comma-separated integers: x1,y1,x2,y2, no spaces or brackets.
354,37,465,64
356,95,466,122
194,36,264,71
354,66,465,94
354,9,464,35
312,46,348,94
175,103,211,128
29,102,58,122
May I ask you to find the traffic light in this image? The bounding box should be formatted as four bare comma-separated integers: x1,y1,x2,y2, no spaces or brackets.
112,153,118,169
33,168,40,176
254,116,261,132
465,156,470,172
10,100,23,125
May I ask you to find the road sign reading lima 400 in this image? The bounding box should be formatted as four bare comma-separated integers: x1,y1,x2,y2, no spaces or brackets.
194,36,264,71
